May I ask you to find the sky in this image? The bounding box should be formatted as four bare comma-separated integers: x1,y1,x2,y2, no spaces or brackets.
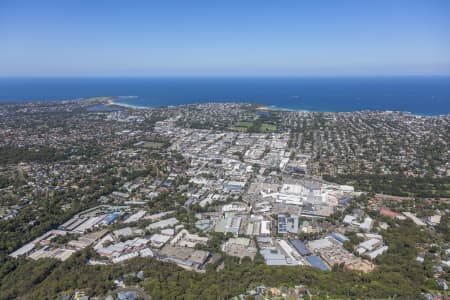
0,0,449,77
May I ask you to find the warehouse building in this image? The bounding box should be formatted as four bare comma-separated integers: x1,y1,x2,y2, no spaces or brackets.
306,256,329,271
289,239,311,256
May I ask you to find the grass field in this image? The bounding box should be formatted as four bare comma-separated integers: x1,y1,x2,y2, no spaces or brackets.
229,127,248,132
144,142,165,149
260,123,277,132
234,121,253,128
228,121,278,132
228,121,254,132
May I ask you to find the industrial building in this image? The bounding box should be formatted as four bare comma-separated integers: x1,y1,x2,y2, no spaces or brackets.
289,239,311,256
306,256,329,271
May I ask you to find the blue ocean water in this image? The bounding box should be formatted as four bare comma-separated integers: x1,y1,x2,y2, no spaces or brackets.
0,77,449,115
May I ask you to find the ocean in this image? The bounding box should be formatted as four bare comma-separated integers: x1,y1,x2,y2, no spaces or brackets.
0,77,449,115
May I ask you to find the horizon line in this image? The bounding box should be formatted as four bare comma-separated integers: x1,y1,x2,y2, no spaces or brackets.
1,73,450,79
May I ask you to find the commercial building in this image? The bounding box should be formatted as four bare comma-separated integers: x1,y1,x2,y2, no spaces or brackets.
289,239,311,256
149,234,171,248
123,210,147,223
260,248,299,266
278,215,287,234
329,232,349,244
367,246,389,260
147,217,179,230
306,256,329,271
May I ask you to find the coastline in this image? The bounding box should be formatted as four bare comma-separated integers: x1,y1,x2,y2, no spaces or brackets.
0,96,444,116
110,99,312,113
1,76,449,115
107,98,149,109
264,105,311,113
106,98,444,116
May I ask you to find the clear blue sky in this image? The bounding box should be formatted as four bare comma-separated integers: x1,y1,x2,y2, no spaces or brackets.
1,0,449,77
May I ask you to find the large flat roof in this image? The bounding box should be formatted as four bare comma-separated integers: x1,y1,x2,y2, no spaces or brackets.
289,239,311,256
307,256,329,271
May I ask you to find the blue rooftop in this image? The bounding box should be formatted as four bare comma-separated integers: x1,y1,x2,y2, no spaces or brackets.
104,211,122,224
329,232,349,244
306,256,329,271
278,215,287,234
289,239,311,256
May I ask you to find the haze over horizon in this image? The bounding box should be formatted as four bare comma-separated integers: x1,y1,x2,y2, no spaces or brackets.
1,0,450,77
